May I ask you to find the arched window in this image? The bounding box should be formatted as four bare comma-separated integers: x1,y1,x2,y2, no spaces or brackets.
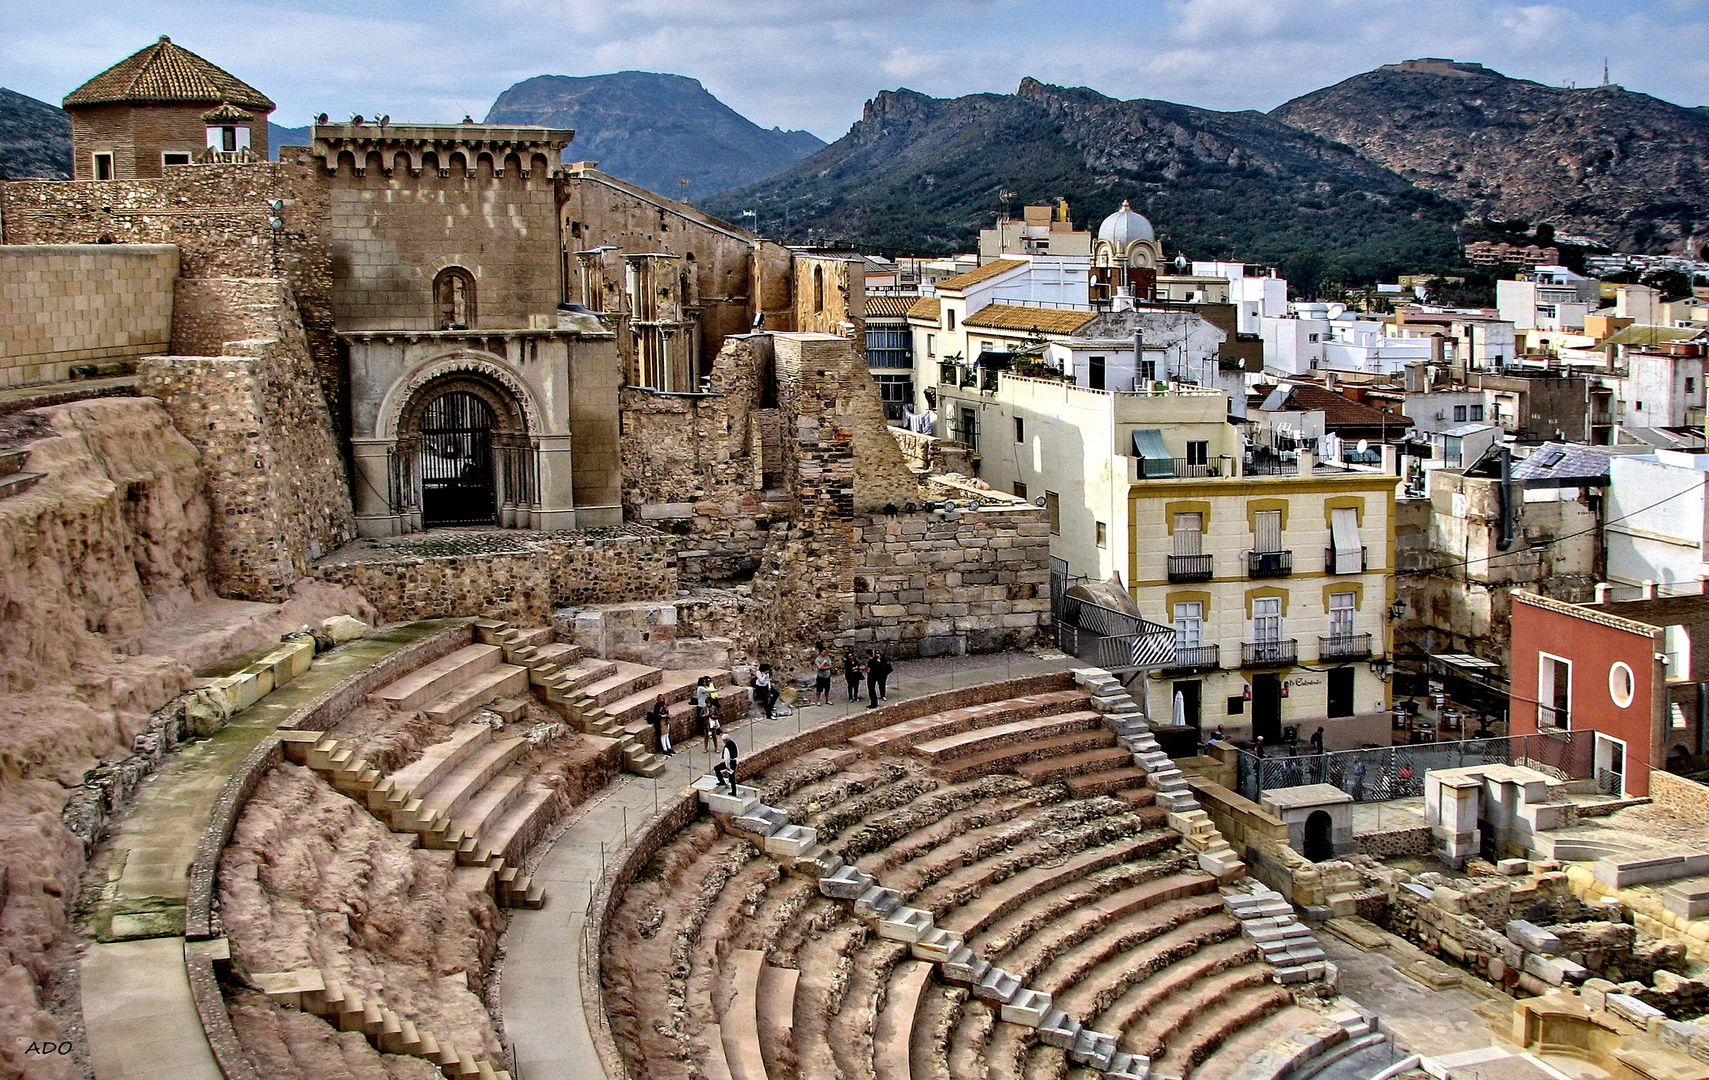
813,266,825,313
434,267,476,330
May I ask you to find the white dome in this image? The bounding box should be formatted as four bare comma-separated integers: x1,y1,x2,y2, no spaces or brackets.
1097,200,1155,245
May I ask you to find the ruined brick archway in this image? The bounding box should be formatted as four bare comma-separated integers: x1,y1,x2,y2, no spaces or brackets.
387,364,540,529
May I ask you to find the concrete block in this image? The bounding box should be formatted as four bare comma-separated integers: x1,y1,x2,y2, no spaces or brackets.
1001,988,1053,1027
941,946,988,986
819,865,874,900
1036,1008,1081,1049
1607,994,1666,1026
910,927,962,963
1522,952,1586,986
972,966,1022,1004
877,906,933,943
1497,858,1529,876
763,824,819,857
1069,1028,1118,1070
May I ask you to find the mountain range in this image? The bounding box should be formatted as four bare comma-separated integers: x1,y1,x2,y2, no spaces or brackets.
485,72,823,200
2,60,1705,280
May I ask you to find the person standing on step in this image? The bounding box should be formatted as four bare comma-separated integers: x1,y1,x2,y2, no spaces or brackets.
703,689,724,752
648,694,674,756
812,646,834,707
871,649,892,702
753,663,776,720
716,735,740,794
864,650,882,709
844,650,863,703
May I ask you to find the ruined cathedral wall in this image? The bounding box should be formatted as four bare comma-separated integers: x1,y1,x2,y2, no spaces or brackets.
140,279,354,601
0,243,179,389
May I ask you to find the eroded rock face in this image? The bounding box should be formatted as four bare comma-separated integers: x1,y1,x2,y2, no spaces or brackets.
221,764,504,1072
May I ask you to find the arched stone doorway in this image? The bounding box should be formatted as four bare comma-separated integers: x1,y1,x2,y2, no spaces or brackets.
395,372,533,529
1304,809,1334,862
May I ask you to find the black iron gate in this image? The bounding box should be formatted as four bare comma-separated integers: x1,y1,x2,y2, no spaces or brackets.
419,391,496,527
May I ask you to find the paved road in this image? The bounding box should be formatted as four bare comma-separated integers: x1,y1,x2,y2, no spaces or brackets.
500,650,1076,1080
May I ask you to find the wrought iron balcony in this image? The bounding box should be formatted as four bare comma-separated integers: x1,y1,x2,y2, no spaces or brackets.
1324,547,1367,575
1318,633,1372,661
1246,549,1293,578
1241,638,1298,667
1162,643,1219,674
1167,554,1214,582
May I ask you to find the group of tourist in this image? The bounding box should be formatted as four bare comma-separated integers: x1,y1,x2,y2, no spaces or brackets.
808,644,893,709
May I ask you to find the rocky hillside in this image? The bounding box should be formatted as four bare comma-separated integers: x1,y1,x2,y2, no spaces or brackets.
485,71,823,200
705,78,1463,290
0,88,71,179
1272,59,1709,254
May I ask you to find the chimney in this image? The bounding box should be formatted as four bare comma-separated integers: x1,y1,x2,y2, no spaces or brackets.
1381,444,1399,474
1297,449,1315,476
1594,582,1613,603
1406,362,1426,394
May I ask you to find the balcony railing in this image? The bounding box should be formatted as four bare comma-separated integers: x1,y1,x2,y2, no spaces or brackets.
1241,638,1298,667
1247,550,1293,578
1325,547,1367,575
1163,644,1219,674
1318,633,1372,661
1167,554,1214,582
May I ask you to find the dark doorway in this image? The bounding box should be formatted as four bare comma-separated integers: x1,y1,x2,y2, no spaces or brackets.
419,390,496,527
1327,667,1355,718
1172,680,1202,733
1304,810,1333,862
1089,353,1106,390
1252,674,1282,743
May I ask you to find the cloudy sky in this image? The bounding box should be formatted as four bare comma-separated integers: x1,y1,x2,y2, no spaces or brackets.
5,0,1707,139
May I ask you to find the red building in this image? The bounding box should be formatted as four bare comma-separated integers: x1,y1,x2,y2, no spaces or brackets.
1508,592,1667,796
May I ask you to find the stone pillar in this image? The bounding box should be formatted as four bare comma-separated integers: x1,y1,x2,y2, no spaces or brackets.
350,437,406,537
1427,773,1483,868
533,433,578,531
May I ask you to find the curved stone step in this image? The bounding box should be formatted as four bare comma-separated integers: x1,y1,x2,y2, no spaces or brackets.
451,772,528,843
1149,983,1294,1079
416,736,529,828
722,949,768,1080
424,663,531,723
381,724,492,809
1129,963,1276,1059
756,962,798,1080
547,657,619,693
850,690,1090,754
702,1022,737,1080
933,728,1118,783
1067,765,1150,798
1046,910,1244,1021
369,643,503,710
473,784,557,866
911,710,1106,763
1016,746,1136,785
578,661,664,709
1095,937,1260,1048
933,831,1182,935
874,960,934,1080
978,871,1220,973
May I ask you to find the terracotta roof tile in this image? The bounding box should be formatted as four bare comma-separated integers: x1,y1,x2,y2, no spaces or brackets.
64,37,274,111
1278,384,1414,430
905,296,941,322
865,295,920,317
200,102,255,123
937,259,1027,291
962,304,1097,335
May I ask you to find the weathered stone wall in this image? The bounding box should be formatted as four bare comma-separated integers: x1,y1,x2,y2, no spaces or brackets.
844,505,1051,657
892,427,974,477
790,253,865,342
308,528,677,623
1649,771,1709,825
1,159,340,418
139,279,354,600
0,244,179,388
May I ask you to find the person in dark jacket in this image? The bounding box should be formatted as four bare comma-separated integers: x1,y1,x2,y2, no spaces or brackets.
715,736,739,794
647,694,673,756
844,651,862,703
870,649,892,701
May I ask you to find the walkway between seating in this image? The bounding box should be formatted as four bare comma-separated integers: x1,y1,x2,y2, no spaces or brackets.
80,619,465,1080
501,650,1077,1080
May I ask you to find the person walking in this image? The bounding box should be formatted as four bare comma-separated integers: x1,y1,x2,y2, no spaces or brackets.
753,663,776,720
715,736,739,795
812,647,833,706
844,651,863,703
1309,726,1325,755
870,649,892,701
1352,756,1367,800
647,694,674,756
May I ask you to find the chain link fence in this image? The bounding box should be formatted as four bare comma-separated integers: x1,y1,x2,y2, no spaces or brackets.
1235,731,1595,804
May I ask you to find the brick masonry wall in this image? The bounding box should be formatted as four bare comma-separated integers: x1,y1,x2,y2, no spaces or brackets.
138,280,354,600
1649,771,1709,826
69,102,269,180
0,244,178,387
308,530,678,623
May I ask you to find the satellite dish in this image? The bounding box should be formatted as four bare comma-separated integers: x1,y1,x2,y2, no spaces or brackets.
1357,439,1370,455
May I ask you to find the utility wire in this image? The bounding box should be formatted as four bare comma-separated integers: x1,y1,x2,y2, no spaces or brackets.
1398,476,1702,578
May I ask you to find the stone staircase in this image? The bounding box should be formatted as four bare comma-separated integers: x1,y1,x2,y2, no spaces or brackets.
249,967,509,1079
280,729,545,910
601,671,1343,1080
0,448,44,501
